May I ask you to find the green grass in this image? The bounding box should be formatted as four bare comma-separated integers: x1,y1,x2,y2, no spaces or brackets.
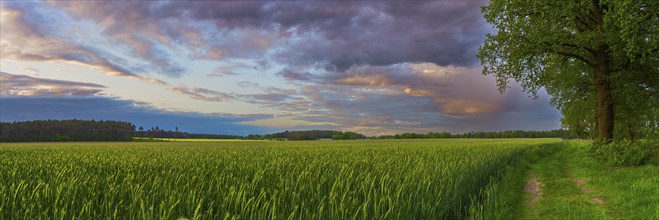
519,141,659,219
0,139,561,219
4,139,651,219
468,141,563,220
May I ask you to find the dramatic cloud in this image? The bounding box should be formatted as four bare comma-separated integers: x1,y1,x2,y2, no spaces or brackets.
275,63,519,116
1,72,105,96
268,2,489,71
44,1,488,70
3,1,489,76
261,63,561,134
291,82,561,135
0,1,563,135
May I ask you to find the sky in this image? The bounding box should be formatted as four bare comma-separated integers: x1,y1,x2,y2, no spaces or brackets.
0,1,562,136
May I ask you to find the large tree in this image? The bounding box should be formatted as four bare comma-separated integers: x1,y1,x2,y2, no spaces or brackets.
479,0,658,140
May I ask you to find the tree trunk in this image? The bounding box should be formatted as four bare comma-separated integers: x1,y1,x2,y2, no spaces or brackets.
594,45,614,141
589,0,614,141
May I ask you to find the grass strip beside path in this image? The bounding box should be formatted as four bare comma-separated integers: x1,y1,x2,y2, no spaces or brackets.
519,141,659,219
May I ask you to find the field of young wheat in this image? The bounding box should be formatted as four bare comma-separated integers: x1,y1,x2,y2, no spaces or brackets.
0,139,562,219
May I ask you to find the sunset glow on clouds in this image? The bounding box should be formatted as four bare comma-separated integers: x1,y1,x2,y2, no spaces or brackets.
0,1,561,135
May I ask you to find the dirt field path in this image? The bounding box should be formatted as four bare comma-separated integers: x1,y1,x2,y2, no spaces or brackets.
567,165,606,205
522,175,542,207
520,146,611,219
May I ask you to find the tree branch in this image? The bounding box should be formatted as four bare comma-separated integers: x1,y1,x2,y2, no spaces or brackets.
560,43,596,55
548,48,596,67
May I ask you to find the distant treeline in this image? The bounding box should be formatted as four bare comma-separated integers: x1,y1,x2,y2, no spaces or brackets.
373,129,575,139
0,119,135,142
0,120,244,142
1,119,576,142
185,133,242,139
133,126,241,139
244,130,367,140
242,129,573,140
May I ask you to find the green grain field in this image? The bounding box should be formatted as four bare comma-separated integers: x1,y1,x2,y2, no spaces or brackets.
1,139,562,219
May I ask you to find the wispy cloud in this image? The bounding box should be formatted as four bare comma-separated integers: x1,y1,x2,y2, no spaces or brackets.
0,5,168,85
168,86,235,102
1,72,105,96
239,87,312,112
206,63,254,77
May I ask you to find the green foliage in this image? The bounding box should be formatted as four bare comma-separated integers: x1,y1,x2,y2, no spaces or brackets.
588,139,655,166
51,133,71,142
0,119,135,142
519,141,659,219
479,0,659,139
559,95,596,139
252,130,365,140
468,142,564,220
331,131,366,140
0,139,561,219
377,129,574,139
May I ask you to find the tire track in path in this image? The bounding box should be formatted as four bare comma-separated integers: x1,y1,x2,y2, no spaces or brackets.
520,144,611,219
564,165,606,205
523,175,542,207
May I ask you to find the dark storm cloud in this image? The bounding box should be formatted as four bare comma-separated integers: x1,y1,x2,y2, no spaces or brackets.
265,1,489,70
0,96,275,135
0,72,105,96
47,1,488,70
7,1,490,80
15,1,489,81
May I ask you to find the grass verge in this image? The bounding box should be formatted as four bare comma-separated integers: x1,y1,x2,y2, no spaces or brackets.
468,142,564,219
519,141,659,219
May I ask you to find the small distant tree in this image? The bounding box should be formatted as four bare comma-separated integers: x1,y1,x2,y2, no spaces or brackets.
52,133,71,142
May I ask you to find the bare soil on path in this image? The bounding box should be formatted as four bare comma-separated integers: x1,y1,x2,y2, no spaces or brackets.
564,165,606,205
520,145,613,219
522,175,542,207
